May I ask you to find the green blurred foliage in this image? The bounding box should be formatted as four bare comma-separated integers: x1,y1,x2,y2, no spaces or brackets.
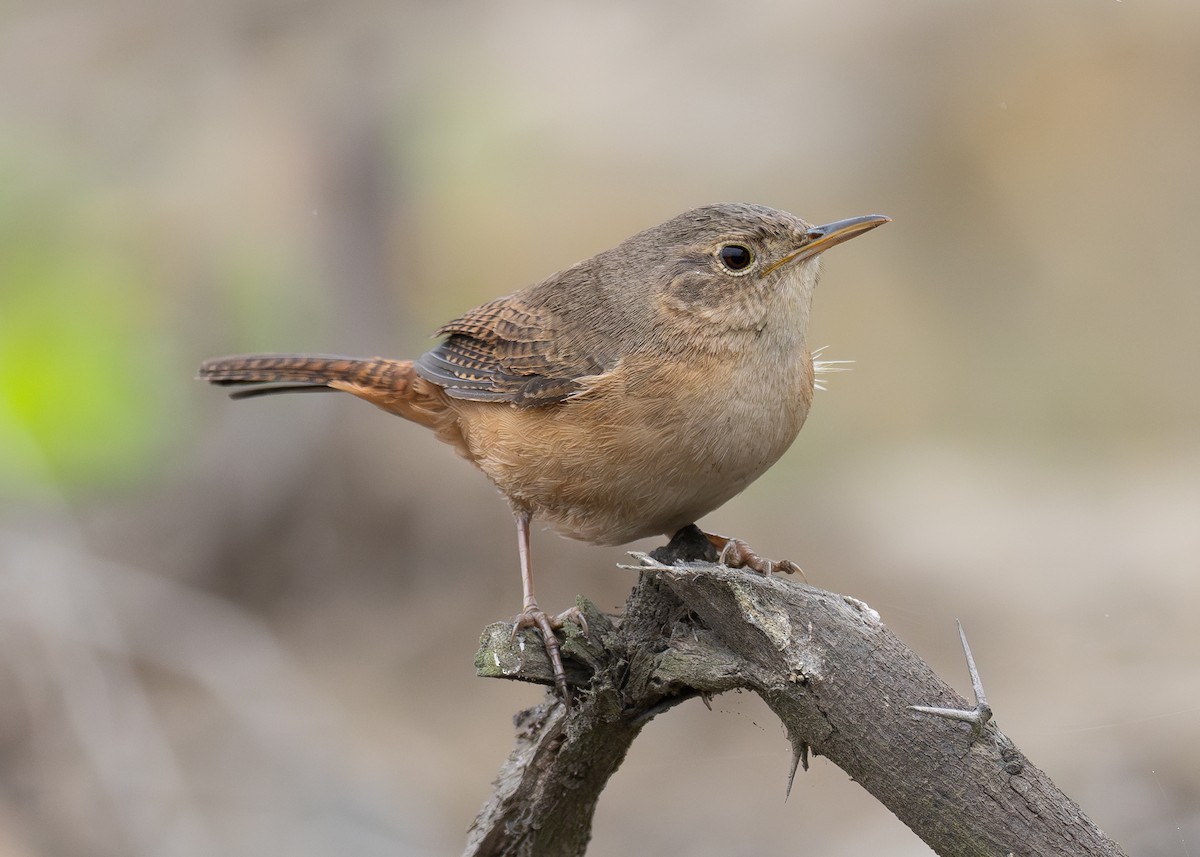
0,163,173,495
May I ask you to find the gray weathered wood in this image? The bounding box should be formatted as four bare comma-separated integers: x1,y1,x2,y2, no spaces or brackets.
464,556,1127,857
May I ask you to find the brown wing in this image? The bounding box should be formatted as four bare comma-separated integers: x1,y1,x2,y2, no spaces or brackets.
415,295,609,407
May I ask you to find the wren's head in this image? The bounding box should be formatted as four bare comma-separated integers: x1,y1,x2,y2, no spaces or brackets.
626,203,889,351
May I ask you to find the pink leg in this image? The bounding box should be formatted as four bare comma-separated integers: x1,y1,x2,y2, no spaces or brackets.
512,509,569,699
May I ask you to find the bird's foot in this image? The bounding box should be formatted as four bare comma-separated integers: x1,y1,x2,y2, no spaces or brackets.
511,604,587,701
703,532,805,579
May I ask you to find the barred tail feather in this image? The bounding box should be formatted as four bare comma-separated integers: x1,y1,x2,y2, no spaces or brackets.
199,354,382,386
198,352,423,410
200,354,413,394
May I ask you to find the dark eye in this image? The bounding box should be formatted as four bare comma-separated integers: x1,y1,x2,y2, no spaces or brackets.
717,243,754,273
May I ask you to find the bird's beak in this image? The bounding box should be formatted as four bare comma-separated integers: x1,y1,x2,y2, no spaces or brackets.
763,214,891,275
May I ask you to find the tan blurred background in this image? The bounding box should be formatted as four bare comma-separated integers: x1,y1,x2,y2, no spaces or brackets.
1,1,1198,854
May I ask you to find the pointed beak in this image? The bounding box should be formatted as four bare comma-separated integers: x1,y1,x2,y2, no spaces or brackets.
763,213,891,275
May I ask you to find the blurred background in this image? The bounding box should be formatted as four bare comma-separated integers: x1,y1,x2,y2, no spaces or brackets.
1,0,1198,854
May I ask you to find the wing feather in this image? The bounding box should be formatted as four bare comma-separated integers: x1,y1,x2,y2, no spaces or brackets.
415,295,608,407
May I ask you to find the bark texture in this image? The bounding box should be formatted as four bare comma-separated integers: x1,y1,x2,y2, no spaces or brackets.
464,533,1127,857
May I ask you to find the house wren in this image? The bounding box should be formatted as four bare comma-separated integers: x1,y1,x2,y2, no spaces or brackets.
198,203,889,697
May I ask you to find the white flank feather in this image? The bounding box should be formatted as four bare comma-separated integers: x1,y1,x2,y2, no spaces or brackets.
812,345,853,392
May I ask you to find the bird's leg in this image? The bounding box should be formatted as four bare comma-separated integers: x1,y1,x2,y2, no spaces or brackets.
702,531,805,579
510,510,584,700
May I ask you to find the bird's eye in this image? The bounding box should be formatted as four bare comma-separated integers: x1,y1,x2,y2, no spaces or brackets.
717,244,754,273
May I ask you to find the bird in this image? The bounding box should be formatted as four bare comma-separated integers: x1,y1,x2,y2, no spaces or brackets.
198,203,889,698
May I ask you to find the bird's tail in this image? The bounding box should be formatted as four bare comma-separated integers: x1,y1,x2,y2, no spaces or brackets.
197,354,439,426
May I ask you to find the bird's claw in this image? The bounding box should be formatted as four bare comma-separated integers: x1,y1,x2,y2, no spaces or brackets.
511,604,587,703
708,533,805,579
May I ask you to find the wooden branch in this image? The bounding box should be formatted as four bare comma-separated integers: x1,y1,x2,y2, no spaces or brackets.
464,538,1128,857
